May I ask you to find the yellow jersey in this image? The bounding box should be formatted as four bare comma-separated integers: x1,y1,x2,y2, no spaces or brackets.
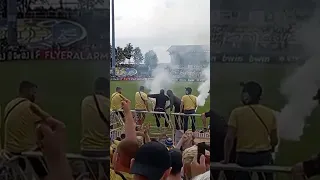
81,95,109,150
228,104,277,153
111,92,127,110
135,91,148,110
181,95,197,110
5,98,49,153
110,169,133,180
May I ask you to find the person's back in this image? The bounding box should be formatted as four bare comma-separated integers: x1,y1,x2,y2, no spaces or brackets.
135,91,148,110
150,94,168,109
111,92,124,110
181,94,197,110
81,95,109,151
5,98,42,153
230,104,276,152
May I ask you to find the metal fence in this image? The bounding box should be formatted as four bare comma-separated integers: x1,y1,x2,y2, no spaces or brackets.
210,162,295,180
110,110,208,143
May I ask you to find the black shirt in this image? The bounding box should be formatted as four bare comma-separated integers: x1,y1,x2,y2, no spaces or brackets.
208,109,236,162
167,95,181,111
148,94,169,109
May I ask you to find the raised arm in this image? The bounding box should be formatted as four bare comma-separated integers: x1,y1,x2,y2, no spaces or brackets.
122,101,136,141
30,103,52,122
148,94,158,98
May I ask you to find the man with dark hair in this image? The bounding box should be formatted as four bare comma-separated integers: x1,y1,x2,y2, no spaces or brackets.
166,90,183,130
81,77,109,178
130,141,172,180
5,81,53,179
180,87,197,132
111,86,129,119
148,89,170,128
135,86,149,125
18,81,38,102
223,81,278,180
168,149,183,180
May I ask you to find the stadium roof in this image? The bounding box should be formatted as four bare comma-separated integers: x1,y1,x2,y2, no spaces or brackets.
167,45,209,53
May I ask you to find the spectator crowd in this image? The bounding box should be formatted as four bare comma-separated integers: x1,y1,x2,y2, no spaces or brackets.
111,64,206,81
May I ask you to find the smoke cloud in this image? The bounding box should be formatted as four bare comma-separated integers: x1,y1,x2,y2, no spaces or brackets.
197,66,210,106
144,65,174,94
278,13,320,141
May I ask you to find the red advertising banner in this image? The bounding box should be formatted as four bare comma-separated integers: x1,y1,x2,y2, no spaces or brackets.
0,50,109,61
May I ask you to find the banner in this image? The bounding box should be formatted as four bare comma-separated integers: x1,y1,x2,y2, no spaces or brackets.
211,53,307,64
110,77,205,82
0,50,109,61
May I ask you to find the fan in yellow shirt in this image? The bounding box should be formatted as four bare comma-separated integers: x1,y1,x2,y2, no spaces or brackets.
4,81,52,179
111,87,129,120
180,87,197,132
135,86,149,125
80,77,109,179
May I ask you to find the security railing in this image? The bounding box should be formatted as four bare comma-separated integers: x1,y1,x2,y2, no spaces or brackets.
210,162,293,180
22,151,109,180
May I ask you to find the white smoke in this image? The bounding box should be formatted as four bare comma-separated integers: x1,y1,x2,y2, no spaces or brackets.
197,66,210,106
277,15,320,141
144,65,174,94
144,65,174,109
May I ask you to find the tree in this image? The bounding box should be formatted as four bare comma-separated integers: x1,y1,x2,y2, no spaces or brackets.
116,46,126,65
144,50,158,68
132,47,144,64
123,43,133,62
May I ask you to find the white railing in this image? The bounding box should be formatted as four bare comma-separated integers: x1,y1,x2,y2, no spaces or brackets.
21,151,109,180
110,110,210,144
211,163,293,180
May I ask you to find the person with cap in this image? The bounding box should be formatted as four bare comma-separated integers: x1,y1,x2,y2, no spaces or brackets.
148,89,170,128
135,86,149,125
167,149,183,180
111,86,129,120
165,137,175,150
130,141,172,180
180,87,197,132
166,90,183,130
222,81,279,180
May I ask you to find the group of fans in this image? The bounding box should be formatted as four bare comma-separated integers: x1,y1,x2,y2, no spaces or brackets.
110,84,211,180
110,85,209,132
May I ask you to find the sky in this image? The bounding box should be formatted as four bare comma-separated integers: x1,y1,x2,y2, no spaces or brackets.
111,0,210,63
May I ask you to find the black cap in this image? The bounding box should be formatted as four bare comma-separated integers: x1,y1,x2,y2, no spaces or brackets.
185,87,192,93
130,141,171,180
116,87,122,91
240,81,262,98
169,149,183,175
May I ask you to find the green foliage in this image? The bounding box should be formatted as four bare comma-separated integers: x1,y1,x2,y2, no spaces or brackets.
110,43,147,66
144,50,158,68
132,47,144,64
